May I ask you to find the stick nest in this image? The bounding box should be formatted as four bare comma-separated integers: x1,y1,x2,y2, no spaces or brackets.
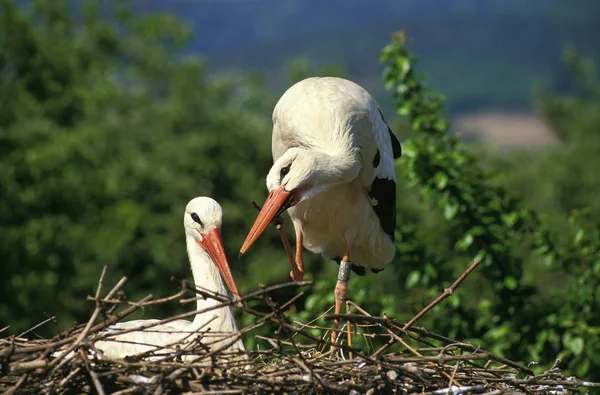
1,273,597,394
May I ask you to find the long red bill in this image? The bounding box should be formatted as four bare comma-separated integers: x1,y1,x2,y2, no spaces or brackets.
199,228,240,296
239,186,292,256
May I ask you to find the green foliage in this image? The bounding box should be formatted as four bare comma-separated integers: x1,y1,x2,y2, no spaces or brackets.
0,0,284,335
378,32,600,379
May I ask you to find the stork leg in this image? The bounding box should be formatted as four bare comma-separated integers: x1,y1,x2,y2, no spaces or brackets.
251,200,303,282
332,244,352,347
294,231,305,281
275,220,304,282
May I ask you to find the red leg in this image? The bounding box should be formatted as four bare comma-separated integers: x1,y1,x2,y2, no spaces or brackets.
294,231,305,281
251,200,303,282
332,243,351,347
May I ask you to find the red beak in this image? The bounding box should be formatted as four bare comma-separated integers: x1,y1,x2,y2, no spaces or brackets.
240,186,292,255
198,228,239,296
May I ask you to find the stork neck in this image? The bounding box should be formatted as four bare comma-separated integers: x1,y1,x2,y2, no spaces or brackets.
185,235,229,313
185,235,243,350
311,148,360,186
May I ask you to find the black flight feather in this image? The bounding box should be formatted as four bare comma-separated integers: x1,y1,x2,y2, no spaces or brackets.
378,107,402,159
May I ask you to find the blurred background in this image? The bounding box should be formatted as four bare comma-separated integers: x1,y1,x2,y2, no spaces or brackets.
2,0,600,380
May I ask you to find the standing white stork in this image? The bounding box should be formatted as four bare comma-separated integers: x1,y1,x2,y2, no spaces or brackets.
239,77,401,341
93,197,245,360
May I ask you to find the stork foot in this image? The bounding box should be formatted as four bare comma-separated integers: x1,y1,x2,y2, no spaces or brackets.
332,260,352,350
291,231,305,282
290,270,304,282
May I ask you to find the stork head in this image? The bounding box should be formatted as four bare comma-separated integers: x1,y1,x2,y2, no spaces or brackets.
184,197,239,295
240,146,357,255
268,146,325,196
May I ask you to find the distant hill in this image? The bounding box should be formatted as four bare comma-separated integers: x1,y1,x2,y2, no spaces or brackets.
453,111,557,148
135,0,600,114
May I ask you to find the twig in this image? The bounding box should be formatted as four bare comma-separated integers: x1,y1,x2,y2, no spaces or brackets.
327,313,534,375
50,266,109,369
403,258,482,331
16,316,56,339
58,366,82,389
104,276,128,300
79,349,106,395
4,374,27,395
3,269,597,394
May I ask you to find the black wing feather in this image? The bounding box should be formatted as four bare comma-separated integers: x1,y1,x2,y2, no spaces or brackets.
368,108,399,242
389,129,402,159
369,178,396,241
378,107,402,159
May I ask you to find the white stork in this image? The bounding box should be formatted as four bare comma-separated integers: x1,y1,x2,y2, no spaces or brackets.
93,197,245,360
239,77,401,341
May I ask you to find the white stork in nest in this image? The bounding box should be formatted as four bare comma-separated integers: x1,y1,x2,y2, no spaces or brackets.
239,77,401,341
93,197,245,360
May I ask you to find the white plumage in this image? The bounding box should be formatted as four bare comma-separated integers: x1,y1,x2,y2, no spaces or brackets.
240,77,401,339
93,197,245,361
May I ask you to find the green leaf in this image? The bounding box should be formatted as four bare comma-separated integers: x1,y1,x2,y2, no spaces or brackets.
504,277,518,290
433,172,448,190
563,333,584,356
444,202,459,220
456,233,474,251
574,228,585,245
406,271,421,289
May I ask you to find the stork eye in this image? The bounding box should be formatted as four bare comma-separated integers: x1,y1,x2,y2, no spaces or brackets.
280,164,291,181
190,213,203,226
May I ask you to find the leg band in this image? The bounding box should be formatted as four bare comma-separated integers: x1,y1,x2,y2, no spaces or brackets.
338,260,352,282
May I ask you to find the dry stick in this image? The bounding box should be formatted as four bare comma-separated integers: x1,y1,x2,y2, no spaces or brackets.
448,361,461,391
16,315,57,339
89,289,184,306
328,312,534,375
403,258,482,331
266,293,327,390
185,278,312,305
112,388,140,395
79,348,106,395
181,278,309,323
329,302,459,386
178,281,309,358
153,367,188,395
385,322,462,387
251,200,303,281
248,295,342,394
255,335,317,349
345,301,353,360
50,266,109,369
384,352,505,364
8,271,589,393
99,284,185,307
104,276,128,301
4,374,27,395
234,287,391,381
4,293,153,361
360,258,483,360
184,289,307,365
96,315,219,364
345,301,399,359
58,366,82,389
87,281,243,348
